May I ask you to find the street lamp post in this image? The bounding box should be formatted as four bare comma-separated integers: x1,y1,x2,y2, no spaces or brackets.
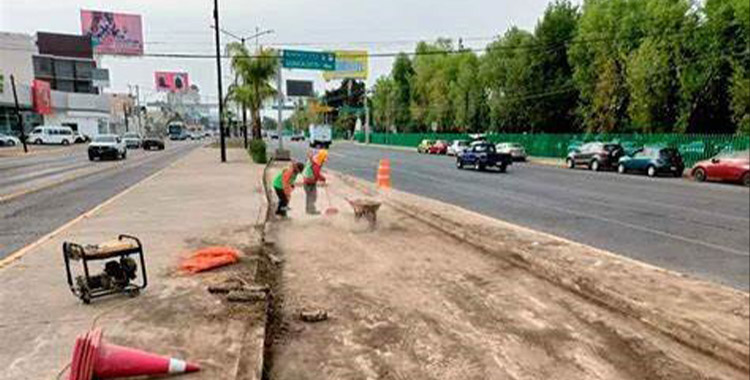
213,0,226,163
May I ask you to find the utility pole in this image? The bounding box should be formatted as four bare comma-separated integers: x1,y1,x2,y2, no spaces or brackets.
213,0,226,162
363,87,370,144
123,103,129,132
135,85,142,135
10,75,28,153
276,66,285,153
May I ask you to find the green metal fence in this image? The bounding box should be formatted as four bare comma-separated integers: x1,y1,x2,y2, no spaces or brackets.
353,132,750,167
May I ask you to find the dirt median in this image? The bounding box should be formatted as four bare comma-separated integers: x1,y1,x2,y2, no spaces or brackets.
265,166,748,380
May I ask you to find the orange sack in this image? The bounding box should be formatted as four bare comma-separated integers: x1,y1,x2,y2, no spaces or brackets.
180,247,240,274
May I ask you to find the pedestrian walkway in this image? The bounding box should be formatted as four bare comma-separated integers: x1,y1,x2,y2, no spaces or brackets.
0,148,267,379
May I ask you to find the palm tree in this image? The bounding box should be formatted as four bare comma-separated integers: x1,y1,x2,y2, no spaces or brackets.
226,43,278,139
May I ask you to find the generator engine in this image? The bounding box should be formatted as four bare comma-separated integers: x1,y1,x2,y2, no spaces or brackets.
64,235,148,304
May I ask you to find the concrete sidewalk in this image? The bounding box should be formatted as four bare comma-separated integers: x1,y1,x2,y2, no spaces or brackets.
0,148,268,379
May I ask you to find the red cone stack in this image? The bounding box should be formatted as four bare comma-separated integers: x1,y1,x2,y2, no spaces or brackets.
68,328,200,380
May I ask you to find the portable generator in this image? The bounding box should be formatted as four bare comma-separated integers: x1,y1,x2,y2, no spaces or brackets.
63,234,147,304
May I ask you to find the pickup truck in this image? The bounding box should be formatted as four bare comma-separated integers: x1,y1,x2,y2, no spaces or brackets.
456,141,513,172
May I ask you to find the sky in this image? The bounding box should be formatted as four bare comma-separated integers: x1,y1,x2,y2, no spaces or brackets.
0,0,570,105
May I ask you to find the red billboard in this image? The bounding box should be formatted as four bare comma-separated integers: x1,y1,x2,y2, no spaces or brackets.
33,80,52,115
81,10,144,55
154,72,190,92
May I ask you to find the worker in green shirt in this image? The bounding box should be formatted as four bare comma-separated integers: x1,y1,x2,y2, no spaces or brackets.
272,162,304,217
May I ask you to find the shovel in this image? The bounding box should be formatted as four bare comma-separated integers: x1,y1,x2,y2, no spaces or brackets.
323,185,339,216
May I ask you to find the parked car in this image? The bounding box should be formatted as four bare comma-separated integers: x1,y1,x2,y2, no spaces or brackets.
291,133,305,142
122,132,143,149
88,134,127,161
142,135,165,150
456,141,513,172
691,150,750,186
417,139,434,154
0,133,21,147
447,140,469,156
566,142,625,171
428,140,449,155
72,131,89,143
26,126,75,145
617,147,684,177
496,142,527,161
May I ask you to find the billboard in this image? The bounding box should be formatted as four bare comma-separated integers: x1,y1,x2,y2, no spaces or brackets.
286,80,314,97
323,50,369,81
32,80,52,115
155,72,189,92
81,10,144,55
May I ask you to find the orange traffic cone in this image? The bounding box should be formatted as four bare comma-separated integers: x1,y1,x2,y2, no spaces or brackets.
376,159,392,189
68,328,200,380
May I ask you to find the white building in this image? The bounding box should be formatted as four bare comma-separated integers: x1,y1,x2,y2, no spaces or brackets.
0,32,40,134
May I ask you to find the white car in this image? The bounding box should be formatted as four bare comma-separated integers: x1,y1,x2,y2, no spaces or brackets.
447,140,470,156
122,132,143,149
26,126,75,145
496,142,527,161
0,133,21,147
88,134,127,161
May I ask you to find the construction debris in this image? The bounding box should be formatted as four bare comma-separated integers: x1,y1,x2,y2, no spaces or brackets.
299,309,328,323
227,289,267,303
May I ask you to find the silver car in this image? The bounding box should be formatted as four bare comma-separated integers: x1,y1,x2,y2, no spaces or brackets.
496,142,527,161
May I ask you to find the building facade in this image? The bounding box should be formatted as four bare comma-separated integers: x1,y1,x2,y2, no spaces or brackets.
0,32,43,135
32,32,111,137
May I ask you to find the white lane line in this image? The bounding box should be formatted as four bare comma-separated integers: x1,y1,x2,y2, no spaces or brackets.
399,168,750,257
0,147,193,270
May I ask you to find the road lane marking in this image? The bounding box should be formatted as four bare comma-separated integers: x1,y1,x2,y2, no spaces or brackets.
0,146,194,270
386,167,750,257
0,147,182,204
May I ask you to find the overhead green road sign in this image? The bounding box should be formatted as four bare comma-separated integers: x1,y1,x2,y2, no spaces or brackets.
282,50,336,71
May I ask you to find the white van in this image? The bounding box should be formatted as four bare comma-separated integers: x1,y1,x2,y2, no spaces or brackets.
26,126,75,145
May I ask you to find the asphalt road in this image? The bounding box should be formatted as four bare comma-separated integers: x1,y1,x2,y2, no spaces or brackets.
286,140,750,290
0,141,200,259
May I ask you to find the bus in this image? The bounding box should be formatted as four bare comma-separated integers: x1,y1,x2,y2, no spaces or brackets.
168,121,188,140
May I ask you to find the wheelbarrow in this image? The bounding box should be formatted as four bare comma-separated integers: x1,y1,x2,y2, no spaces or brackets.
346,198,382,230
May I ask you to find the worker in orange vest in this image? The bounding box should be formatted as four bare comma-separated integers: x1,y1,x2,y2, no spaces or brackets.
302,149,328,215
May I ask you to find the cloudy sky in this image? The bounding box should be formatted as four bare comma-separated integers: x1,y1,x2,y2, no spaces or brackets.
1,0,568,104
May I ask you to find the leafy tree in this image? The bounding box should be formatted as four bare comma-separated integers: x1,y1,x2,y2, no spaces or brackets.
482,28,536,132
392,53,415,130
226,43,278,139
529,0,580,132
372,76,396,131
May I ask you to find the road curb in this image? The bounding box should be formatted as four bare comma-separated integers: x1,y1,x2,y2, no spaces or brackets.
0,148,190,270
334,171,749,373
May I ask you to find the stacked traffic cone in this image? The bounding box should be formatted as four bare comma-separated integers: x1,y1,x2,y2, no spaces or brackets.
376,159,391,189
68,328,200,380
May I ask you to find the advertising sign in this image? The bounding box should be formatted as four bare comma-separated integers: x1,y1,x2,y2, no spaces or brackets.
155,72,190,92
92,68,110,88
286,80,314,97
33,80,52,115
81,10,144,55
282,50,336,71
323,50,369,81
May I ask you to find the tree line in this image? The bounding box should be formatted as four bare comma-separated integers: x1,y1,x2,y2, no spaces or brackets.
369,0,749,135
